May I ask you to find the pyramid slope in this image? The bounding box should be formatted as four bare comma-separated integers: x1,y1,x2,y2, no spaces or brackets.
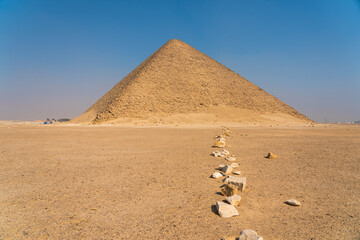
73,39,312,125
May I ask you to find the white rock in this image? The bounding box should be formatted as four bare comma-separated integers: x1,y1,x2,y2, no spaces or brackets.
216,201,239,218
285,199,301,206
212,171,223,179
239,230,263,240
218,163,225,168
224,176,246,191
233,170,241,175
225,156,236,162
222,165,233,174
221,149,230,155
230,163,239,168
225,194,241,206
212,151,225,157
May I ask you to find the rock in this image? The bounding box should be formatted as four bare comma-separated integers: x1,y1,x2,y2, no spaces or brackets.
212,151,225,157
214,140,226,148
218,164,225,169
224,176,246,191
285,199,301,206
225,156,236,161
239,230,263,240
212,171,224,179
221,149,230,155
230,163,239,168
233,170,241,175
216,201,239,218
225,194,241,206
214,135,226,148
221,183,238,196
222,165,233,174
265,152,277,159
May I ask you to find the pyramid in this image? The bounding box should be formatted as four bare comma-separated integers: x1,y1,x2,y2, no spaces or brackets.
73,39,313,125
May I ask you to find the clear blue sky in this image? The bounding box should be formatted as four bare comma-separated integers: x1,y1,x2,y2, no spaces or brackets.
1,0,359,122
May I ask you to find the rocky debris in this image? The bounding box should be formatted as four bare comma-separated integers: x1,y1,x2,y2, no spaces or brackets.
224,176,246,191
225,194,241,206
285,199,301,206
212,150,225,157
212,171,224,179
221,165,233,174
216,201,239,218
225,156,236,161
230,163,239,168
239,230,263,240
233,170,241,175
265,152,277,159
221,149,230,156
221,183,238,196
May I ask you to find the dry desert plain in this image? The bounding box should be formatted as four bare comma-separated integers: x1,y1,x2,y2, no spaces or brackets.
0,124,359,240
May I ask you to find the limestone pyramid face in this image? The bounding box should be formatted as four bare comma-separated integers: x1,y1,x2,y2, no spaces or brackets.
73,39,312,125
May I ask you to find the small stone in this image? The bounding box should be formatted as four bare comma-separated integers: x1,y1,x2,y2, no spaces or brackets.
216,201,239,218
224,176,246,191
225,156,236,162
222,165,233,174
239,230,263,240
265,152,277,159
221,149,230,155
218,164,225,169
225,194,241,206
212,151,225,157
221,183,238,196
233,170,241,175
285,199,301,206
230,163,239,168
212,171,224,179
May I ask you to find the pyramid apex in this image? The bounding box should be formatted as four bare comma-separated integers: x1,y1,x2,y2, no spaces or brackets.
165,39,186,46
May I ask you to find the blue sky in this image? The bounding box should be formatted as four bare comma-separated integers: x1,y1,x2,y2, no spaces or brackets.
0,0,359,122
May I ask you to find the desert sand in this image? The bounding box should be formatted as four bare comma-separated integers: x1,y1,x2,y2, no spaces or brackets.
1,124,359,239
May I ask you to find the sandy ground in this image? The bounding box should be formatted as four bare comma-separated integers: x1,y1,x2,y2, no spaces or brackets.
0,124,359,240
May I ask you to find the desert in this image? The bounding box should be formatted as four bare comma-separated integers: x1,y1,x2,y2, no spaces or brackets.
2,2,359,239
1,124,359,239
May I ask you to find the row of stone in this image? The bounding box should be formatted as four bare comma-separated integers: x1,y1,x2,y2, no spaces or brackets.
211,128,263,240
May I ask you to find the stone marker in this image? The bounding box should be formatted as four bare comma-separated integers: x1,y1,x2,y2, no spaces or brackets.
265,152,277,159
216,201,239,218
239,230,263,240
212,171,223,179
225,156,236,162
233,170,241,175
222,165,233,174
225,194,241,206
285,199,301,206
221,183,238,196
224,176,246,191
230,163,239,168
